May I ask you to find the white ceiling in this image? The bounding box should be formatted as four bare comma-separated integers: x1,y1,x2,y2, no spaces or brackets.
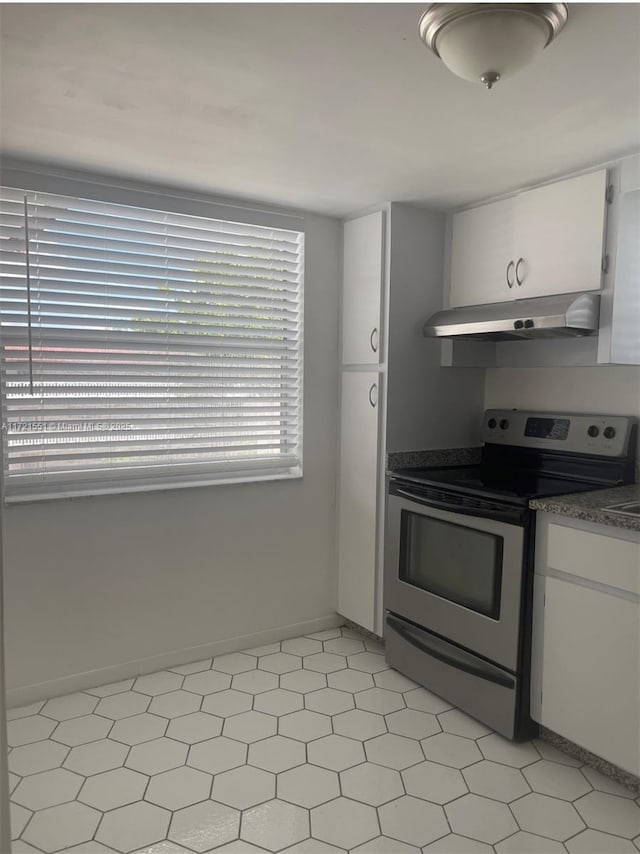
1,3,639,216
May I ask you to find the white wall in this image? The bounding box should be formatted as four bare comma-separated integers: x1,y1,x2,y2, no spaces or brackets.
2,208,341,703
386,204,485,452
485,366,640,416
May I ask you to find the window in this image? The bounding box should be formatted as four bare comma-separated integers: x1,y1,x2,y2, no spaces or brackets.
0,186,304,501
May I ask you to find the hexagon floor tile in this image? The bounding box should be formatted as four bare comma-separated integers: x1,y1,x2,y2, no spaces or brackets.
212,764,275,809
8,626,640,853
145,765,213,810
12,768,83,811
305,687,354,715
169,800,240,851
402,760,467,805
307,733,366,771
127,737,188,775
445,793,519,844
78,767,148,811
341,761,404,806
63,738,129,776
242,799,309,851
51,714,112,747
166,711,223,744
311,797,378,849
201,689,253,718
247,735,306,773
278,764,340,808
96,800,171,852
22,800,101,852
378,795,450,847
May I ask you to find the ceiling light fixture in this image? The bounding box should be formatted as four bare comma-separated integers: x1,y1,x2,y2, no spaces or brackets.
418,3,569,89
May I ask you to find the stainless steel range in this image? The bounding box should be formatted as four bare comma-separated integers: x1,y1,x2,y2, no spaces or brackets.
384,409,637,741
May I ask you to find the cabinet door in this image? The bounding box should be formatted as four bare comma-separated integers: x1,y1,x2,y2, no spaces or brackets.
449,196,516,308
540,576,639,775
342,211,384,365
337,371,381,632
514,170,607,298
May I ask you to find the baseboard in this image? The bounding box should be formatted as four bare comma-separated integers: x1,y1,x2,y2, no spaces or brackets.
6,613,344,708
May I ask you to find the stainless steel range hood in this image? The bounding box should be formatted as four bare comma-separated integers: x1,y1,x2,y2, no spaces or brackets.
423,293,600,341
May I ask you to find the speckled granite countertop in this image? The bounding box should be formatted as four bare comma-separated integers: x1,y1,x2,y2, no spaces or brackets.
386,447,481,471
530,483,640,532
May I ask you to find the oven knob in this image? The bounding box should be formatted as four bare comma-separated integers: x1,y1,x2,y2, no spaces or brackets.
587,425,599,438
513,320,524,330
604,426,616,439
499,418,509,430
488,418,497,429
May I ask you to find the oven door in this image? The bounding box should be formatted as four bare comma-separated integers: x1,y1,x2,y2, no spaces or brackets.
385,482,525,672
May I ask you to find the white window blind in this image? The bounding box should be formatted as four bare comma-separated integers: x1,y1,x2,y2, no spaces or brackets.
0,186,304,502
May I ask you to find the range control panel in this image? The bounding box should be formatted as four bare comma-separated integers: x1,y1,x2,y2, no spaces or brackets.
481,410,637,457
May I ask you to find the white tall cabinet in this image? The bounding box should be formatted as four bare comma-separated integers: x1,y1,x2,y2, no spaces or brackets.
337,204,485,635
342,212,384,366
337,371,382,632
337,211,385,633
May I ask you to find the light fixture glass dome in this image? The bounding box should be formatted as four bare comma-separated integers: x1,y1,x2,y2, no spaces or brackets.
419,4,568,89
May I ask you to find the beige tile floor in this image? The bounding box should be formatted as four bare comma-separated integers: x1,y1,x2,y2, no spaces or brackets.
6,626,640,853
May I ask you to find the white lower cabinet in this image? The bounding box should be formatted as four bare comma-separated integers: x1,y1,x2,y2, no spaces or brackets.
532,515,640,775
337,370,382,633
539,576,639,774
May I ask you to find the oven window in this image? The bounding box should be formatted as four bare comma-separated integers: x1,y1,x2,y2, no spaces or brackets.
399,511,503,619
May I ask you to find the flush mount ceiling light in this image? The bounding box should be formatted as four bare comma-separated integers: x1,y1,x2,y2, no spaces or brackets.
418,3,568,89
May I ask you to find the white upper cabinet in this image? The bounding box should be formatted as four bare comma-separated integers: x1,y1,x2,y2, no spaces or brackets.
342,211,384,365
513,169,607,298
448,170,608,308
449,197,516,308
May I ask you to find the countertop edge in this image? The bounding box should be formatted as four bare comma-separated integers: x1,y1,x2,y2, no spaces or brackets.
386,447,482,470
530,484,640,533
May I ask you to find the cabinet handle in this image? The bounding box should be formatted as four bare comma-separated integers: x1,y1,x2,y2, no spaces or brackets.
515,257,524,286
370,327,378,353
368,383,377,408
506,260,515,288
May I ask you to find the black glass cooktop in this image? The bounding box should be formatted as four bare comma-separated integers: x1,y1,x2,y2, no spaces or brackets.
390,465,604,504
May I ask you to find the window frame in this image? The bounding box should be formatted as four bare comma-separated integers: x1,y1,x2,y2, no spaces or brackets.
0,162,306,503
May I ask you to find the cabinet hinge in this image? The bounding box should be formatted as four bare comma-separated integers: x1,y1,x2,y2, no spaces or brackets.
602,254,610,274
606,184,614,204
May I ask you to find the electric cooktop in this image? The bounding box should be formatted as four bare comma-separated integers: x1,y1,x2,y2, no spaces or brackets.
390,464,608,505
390,408,637,507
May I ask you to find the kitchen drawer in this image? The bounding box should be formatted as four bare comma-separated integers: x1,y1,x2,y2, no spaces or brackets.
546,522,640,594
385,613,528,740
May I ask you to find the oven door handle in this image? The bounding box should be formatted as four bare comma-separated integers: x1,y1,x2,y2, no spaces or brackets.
391,485,522,525
386,614,516,689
